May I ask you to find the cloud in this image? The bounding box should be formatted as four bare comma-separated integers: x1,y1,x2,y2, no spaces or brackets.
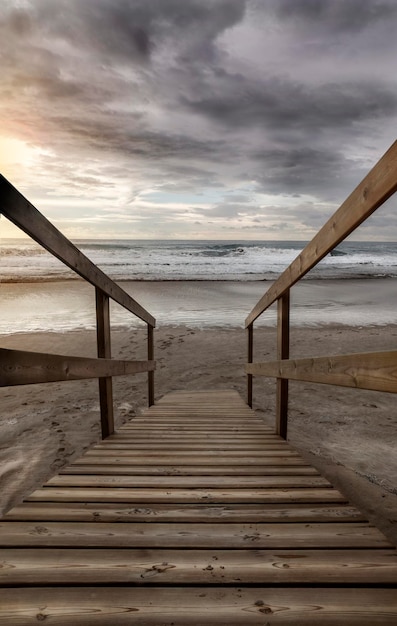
182,75,397,135
1,0,397,239
269,0,397,33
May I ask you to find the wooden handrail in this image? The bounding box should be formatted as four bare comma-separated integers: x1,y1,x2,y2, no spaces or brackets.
246,350,397,394
0,175,155,327
245,140,397,328
0,348,155,386
0,174,157,437
246,141,397,438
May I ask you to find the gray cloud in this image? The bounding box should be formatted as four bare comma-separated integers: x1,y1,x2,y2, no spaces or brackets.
269,0,397,32
1,0,397,238
182,76,397,134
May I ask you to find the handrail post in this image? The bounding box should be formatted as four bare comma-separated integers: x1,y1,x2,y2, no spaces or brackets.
148,324,155,406
247,323,253,407
96,287,114,439
276,289,290,439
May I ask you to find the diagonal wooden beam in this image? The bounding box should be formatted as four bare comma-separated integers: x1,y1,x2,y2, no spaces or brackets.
246,141,397,327
0,175,155,327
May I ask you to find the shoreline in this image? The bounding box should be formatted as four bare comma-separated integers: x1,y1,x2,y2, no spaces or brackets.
2,277,397,335
0,323,396,546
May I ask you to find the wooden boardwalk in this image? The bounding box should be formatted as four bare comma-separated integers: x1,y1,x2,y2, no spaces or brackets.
1,389,396,624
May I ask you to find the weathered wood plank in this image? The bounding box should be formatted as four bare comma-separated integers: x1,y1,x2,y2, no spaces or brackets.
0,174,155,326
2,548,396,584
1,387,396,623
0,348,155,387
71,455,307,466
3,502,367,523
105,437,281,444
1,587,397,625
92,433,287,454
46,474,330,489
276,289,290,438
96,288,114,438
84,449,300,457
246,140,397,326
26,487,346,503
60,464,318,476
0,522,389,549
246,350,397,393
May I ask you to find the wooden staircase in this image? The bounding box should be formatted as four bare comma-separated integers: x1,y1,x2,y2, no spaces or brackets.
1,390,397,624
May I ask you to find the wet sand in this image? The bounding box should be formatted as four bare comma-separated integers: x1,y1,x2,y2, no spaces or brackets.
0,324,396,546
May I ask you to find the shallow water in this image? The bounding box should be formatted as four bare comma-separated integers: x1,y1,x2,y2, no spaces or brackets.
1,278,396,335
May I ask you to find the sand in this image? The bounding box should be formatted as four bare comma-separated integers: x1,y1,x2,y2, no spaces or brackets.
0,323,396,546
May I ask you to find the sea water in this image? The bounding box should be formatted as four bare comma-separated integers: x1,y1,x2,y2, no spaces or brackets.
1,239,397,282
1,239,397,333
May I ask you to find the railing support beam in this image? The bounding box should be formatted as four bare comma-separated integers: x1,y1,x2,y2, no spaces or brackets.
276,290,290,439
148,325,155,407
247,324,253,408
96,288,114,439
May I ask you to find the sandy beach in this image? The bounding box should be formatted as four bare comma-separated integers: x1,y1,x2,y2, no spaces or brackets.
1,323,396,546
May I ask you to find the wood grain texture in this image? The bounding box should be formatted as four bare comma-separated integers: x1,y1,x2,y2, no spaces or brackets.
1,389,396,623
1,587,397,625
246,349,397,393
2,548,397,584
4,502,366,523
45,474,330,489
26,487,345,503
0,348,155,386
0,521,389,548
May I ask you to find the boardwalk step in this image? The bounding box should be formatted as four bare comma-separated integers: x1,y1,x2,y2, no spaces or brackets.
1,389,396,624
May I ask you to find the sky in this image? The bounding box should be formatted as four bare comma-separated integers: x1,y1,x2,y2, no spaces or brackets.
1,0,397,240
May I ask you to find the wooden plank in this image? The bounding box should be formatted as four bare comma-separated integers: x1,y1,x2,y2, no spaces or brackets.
26,487,346,503
120,426,271,432
246,140,397,326
0,348,155,387
105,436,281,443
60,465,318,476
2,388,396,624
0,522,389,549
71,455,306,466
0,174,155,326
45,474,330,489
246,349,397,393
1,587,397,625
3,502,367,523
90,433,287,454
108,428,280,436
45,474,331,489
1,548,396,584
84,449,300,457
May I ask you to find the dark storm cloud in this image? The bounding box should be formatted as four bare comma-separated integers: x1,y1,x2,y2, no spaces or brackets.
182,76,397,134
270,0,397,32
2,0,397,237
25,0,246,63
249,147,361,199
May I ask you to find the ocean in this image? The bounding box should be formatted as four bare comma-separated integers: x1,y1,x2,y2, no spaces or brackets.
2,239,397,282
1,239,397,333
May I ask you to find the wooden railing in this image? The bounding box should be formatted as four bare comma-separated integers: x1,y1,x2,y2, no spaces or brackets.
0,175,156,439
246,140,397,438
